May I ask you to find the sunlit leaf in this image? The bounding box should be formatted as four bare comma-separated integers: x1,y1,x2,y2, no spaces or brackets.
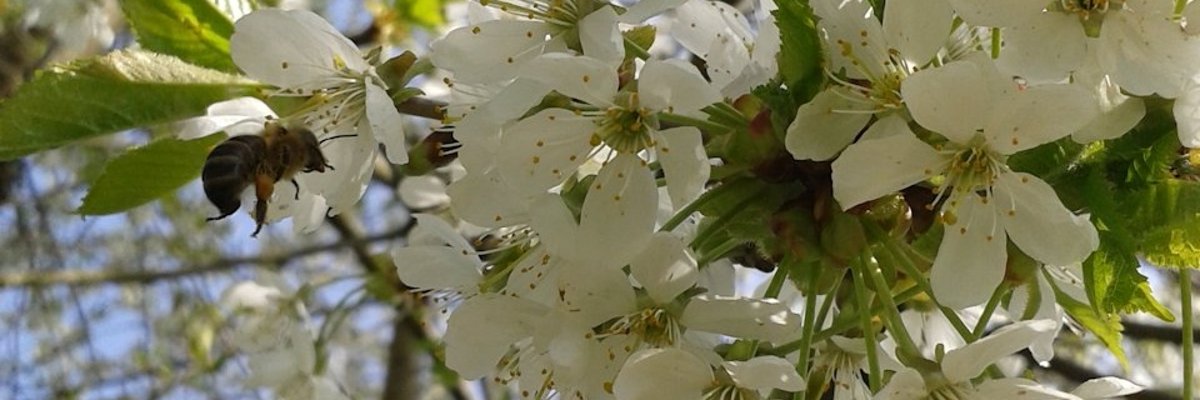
0,50,259,160
1053,279,1130,371
78,133,227,215
774,0,823,103
122,0,239,72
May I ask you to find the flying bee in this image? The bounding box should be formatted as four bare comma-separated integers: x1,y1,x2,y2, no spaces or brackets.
202,122,344,237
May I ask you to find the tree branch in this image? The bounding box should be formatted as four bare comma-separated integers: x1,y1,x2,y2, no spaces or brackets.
1024,352,1181,400
1124,319,1200,345
0,226,410,287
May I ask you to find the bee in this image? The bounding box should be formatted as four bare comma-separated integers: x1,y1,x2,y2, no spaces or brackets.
202,122,337,237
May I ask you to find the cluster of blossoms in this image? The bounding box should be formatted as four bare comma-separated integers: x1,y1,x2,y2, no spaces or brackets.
201,0,1200,397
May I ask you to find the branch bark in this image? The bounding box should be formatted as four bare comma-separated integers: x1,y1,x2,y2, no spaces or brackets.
0,226,410,287
1124,319,1200,345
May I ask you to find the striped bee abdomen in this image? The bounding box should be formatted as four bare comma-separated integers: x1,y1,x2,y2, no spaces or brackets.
202,135,266,220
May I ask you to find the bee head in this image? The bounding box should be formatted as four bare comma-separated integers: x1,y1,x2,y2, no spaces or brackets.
295,129,332,173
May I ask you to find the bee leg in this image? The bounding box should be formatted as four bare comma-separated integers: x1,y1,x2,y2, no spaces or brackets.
291,179,300,200
252,174,275,237
206,211,234,222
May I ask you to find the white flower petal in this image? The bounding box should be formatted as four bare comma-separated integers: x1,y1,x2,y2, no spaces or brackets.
288,193,326,234
1101,12,1197,98
812,0,889,79
704,29,752,91
444,294,546,379
1016,273,1062,363
639,59,721,114
365,83,408,164
447,170,532,227
392,246,482,292
874,368,927,400
530,193,581,262
670,0,752,57
1071,377,1143,399
505,247,559,304
174,97,275,140
398,175,449,210
430,20,553,84
613,348,713,400
785,87,875,161
579,6,625,66
725,356,805,391
497,108,596,196
882,0,953,67
297,133,375,213
1176,78,1200,148
1076,93,1144,143
519,54,618,106
231,9,365,89
946,0,1047,27
902,60,992,144
986,83,1097,154
681,296,799,343
630,233,697,303
996,13,1086,82
555,263,637,327
223,281,283,310
655,127,709,209
994,172,1099,266
974,378,1080,399
1187,1,1200,35
577,155,659,270
930,194,1007,309
722,15,780,97
412,214,472,249
621,0,688,23
831,126,945,209
942,319,1057,382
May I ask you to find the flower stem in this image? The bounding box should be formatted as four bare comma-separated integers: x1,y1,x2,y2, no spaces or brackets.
865,222,975,341
850,260,883,391
707,102,749,124
1184,268,1194,400
793,262,820,393
689,186,767,249
861,251,920,360
971,283,1007,339
660,178,744,233
659,112,735,134
764,262,792,299
990,28,1002,59
815,271,844,332
768,284,921,356
695,238,743,268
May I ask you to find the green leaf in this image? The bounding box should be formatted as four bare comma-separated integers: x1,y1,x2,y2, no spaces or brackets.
1053,279,1130,371
774,0,823,104
622,25,656,59
122,0,239,72
78,133,228,215
1075,168,1172,320
0,50,259,160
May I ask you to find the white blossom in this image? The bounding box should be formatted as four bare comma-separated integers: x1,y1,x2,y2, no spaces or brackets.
832,59,1100,308
230,9,408,215
785,0,953,161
